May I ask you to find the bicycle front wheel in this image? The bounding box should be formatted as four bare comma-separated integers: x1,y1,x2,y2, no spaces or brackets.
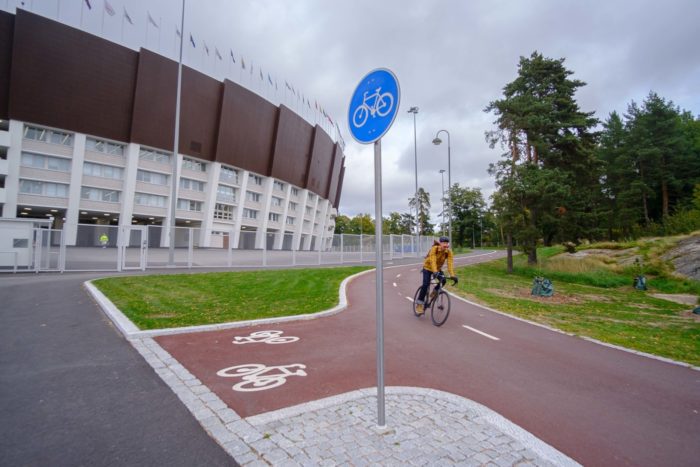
431,291,451,326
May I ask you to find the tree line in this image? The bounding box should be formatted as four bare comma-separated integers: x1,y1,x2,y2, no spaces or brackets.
334,51,700,269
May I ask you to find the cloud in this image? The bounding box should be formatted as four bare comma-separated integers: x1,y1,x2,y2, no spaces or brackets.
32,0,700,221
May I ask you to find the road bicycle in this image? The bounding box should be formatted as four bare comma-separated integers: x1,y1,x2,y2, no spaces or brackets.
412,271,456,326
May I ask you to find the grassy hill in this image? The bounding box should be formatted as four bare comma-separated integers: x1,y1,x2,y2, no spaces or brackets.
453,233,700,367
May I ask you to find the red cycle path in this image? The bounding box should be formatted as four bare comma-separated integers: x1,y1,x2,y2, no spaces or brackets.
155,252,700,466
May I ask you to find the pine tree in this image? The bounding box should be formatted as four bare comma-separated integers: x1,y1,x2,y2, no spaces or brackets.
485,51,600,265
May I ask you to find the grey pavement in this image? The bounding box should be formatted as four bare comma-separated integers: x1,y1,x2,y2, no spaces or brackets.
2,257,579,466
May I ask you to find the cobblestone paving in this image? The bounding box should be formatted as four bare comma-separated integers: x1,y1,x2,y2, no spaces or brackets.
131,337,580,466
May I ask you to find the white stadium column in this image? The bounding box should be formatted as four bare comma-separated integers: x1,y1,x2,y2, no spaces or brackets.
63,133,86,246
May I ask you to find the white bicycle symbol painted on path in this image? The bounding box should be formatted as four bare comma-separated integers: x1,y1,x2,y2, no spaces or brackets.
217,363,307,392
352,86,394,128
233,330,299,345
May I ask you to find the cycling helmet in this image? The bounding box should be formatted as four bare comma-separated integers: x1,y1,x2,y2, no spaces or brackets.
439,236,450,243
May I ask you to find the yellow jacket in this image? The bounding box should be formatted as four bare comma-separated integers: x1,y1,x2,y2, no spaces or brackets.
423,244,455,276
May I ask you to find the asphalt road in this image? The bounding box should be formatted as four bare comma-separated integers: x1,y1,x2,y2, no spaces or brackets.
0,272,236,467
156,251,700,467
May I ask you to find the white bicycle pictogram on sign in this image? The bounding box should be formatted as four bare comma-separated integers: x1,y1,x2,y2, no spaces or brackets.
217,363,307,392
352,87,394,128
233,330,299,345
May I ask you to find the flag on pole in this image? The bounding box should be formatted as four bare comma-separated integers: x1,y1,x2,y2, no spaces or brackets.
123,7,133,24
259,69,263,80
229,50,236,63
203,41,210,55
147,11,159,28
176,27,181,37
104,0,115,16
189,34,196,48
85,0,92,9
268,73,273,85
215,47,222,60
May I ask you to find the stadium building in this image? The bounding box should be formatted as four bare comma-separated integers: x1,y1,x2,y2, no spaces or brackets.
0,10,345,254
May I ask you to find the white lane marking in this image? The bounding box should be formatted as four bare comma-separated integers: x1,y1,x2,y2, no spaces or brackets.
396,273,402,278
406,296,415,302
393,282,398,287
462,325,500,341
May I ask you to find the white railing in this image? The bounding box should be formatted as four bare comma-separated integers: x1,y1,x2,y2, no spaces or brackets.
0,219,435,273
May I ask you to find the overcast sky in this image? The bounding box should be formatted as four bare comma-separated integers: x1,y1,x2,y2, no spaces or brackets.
7,0,700,222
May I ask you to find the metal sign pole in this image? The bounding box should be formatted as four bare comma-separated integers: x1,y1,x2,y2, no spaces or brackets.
374,139,385,427
347,68,400,429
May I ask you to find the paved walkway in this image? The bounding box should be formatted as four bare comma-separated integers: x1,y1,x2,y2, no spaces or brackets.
130,336,573,466
82,253,579,466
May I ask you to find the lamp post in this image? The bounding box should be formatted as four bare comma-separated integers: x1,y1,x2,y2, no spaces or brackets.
168,0,186,265
439,169,446,236
407,107,419,249
432,130,451,244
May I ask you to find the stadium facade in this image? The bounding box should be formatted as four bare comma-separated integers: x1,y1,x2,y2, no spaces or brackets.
0,10,345,252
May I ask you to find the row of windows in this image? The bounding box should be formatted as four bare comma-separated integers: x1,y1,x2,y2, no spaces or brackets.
19,129,325,219
21,127,312,199
139,148,171,164
19,179,68,197
246,191,261,202
85,162,124,180
86,137,124,156
220,166,239,184
137,169,168,185
135,192,167,208
18,181,319,230
217,185,236,203
177,199,203,212
214,203,235,220
182,157,206,172
81,186,120,203
24,126,73,146
21,152,71,172
180,177,205,192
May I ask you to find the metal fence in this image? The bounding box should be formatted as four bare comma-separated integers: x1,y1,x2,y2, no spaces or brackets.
0,219,436,273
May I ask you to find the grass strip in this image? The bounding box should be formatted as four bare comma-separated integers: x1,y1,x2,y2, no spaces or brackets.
453,249,700,367
93,266,371,330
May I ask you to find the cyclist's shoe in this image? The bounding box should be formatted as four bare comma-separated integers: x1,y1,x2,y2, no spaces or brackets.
415,303,424,315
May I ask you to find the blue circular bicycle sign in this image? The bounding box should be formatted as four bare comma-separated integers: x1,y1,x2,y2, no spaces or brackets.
348,68,401,144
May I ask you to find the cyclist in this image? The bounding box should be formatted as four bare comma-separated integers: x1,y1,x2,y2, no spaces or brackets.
416,236,458,315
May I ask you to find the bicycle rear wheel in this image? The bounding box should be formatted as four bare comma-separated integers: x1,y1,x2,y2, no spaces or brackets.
430,290,451,326
412,287,425,317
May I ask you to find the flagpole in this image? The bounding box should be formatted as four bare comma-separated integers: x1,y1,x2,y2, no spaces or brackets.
169,0,185,266
158,17,162,52
100,0,105,33
80,0,84,28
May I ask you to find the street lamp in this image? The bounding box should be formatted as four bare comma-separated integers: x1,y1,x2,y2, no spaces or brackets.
439,169,446,236
432,130,451,244
169,0,186,266
407,107,419,248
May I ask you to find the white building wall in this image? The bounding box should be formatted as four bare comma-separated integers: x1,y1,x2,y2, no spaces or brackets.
2,120,23,218
231,170,249,248
63,133,86,245
200,161,221,247
2,120,340,251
